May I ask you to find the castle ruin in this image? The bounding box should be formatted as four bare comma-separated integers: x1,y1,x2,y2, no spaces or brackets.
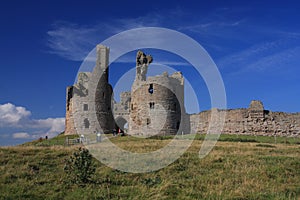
65,44,300,137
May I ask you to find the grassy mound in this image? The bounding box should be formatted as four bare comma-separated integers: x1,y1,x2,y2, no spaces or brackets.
21,133,79,147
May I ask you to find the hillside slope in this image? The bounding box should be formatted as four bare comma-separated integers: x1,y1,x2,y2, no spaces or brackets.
1,136,299,199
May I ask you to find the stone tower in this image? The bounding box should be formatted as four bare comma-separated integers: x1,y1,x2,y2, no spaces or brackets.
65,71,91,135
129,51,189,136
94,45,115,133
248,100,265,119
65,45,114,135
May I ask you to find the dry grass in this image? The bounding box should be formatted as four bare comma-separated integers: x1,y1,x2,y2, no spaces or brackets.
0,136,299,199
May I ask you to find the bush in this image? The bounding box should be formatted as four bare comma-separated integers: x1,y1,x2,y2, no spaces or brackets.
64,147,95,184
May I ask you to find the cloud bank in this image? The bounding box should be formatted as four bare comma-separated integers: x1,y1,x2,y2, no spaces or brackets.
12,132,30,139
0,103,31,126
0,103,65,141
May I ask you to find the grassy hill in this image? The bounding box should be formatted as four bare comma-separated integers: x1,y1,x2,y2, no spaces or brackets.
0,134,299,199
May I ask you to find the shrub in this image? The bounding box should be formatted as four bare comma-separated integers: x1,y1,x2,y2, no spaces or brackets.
64,147,95,184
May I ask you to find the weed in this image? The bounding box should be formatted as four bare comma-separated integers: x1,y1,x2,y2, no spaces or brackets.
64,147,96,185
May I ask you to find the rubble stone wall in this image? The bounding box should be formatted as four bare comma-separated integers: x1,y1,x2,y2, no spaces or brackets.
190,101,300,137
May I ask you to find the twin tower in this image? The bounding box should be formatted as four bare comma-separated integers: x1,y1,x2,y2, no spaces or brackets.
65,44,189,136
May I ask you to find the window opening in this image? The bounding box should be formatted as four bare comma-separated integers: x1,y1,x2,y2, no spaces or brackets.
146,118,151,125
83,104,88,111
148,84,153,94
84,118,90,129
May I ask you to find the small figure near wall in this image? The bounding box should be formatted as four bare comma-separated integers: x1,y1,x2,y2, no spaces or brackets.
96,131,101,142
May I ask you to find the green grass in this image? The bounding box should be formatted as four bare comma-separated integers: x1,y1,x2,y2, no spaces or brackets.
21,133,79,147
176,133,300,145
22,132,300,147
1,134,299,199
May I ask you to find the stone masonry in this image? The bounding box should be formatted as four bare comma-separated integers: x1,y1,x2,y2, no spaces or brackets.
190,100,300,137
65,44,300,137
113,92,130,131
128,50,190,136
129,72,190,136
65,45,114,135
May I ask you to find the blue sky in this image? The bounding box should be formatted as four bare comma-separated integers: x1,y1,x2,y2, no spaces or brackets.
0,0,299,145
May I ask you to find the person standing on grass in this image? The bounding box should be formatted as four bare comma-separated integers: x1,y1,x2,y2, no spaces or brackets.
96,131,101,142
80,134,85,143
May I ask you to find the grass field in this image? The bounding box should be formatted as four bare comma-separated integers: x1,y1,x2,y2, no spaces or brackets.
0,134,299,199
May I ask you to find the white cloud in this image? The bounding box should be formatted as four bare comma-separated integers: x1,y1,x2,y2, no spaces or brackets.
12,132,30,139
0,103,31,126
0,103,65,140
217,36,300,74
47,21,100,61
45,7,300,78
177,7,247,41
45,6,252,63
244,47,300,72
34,118,65,137
46,15,162,61
179,19,245,35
